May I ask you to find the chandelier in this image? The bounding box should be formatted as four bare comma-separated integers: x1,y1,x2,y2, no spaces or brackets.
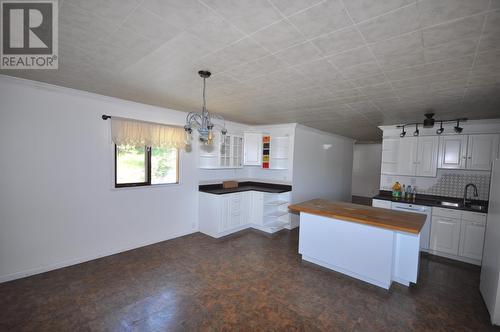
184,70,227,145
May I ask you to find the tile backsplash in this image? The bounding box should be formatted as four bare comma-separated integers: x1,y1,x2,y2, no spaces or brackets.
380,170,491,201
422,172,490,200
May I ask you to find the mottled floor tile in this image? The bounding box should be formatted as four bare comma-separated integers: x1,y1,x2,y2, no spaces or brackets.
0,229,498,331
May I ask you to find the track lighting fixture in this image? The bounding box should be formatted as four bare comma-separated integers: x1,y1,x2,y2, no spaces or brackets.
413,124,419,136
396,116,467,136
436,122,444,135
400,126,406,138
454,120,463,133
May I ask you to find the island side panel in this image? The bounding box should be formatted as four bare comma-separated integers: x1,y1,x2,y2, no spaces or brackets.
392,232,420,286
298,212,394,289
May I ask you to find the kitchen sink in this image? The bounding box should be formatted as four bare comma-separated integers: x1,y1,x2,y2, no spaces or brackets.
441,201,460,208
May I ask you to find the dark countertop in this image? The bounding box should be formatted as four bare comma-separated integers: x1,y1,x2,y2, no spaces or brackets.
199,181,292,195
373,191,488,213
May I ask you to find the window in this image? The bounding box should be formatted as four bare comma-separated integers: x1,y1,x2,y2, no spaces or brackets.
115,145,178,187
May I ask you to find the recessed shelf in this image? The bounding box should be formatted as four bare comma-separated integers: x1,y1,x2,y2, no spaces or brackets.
265,211,289,218
265,200,288,206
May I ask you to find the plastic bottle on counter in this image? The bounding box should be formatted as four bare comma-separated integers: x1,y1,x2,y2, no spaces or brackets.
407,185,412,200
402,184,406,199
412,187,417,202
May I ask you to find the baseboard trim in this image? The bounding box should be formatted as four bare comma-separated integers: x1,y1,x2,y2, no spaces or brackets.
0,229,196,284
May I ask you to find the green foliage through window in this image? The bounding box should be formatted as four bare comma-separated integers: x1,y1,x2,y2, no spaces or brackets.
115,145,178,187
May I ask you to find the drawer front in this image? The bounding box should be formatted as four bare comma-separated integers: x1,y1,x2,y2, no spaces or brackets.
461,211,487,224
432,207,462,219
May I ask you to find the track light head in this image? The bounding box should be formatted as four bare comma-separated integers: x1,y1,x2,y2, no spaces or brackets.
413,124,419,136
454,120,463,133
436,121,444,135
400,126,406,137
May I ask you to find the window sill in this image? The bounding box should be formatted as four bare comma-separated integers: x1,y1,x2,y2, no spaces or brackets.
111,182,181,191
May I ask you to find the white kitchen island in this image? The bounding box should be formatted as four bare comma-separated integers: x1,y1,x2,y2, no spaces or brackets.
289,199,426,290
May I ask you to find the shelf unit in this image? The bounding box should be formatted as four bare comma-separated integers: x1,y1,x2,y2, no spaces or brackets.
270,136,289,169
262,191,291,233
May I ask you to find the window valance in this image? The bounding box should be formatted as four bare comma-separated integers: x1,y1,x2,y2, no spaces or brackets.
111,117,186,149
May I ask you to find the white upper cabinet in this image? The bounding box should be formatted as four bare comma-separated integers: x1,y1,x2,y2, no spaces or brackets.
438,134,500,171
416,136,439,177
397,137,418,176
438,135,468,169
467,134,499,171
199,133,243,169
393,136,438,177
381,138,399,174
243,132,262,166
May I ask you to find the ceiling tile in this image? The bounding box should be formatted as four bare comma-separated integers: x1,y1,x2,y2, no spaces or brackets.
339,62,382,80
185,12,245,49
63,0,140,24
251,20,305,52
343,0,414,23
229,55,287,81
195,37,270,73
201,0,282,34
312,26,365,56
59,3,118,46
421,15,484,48
417,0,490,28
3,0,500,142
478,11,500,52
288,0,351,38
122,6,181,43
269,0,323,16
359,82,394,96
142,0,212,30
352,73,387,87
328,46,375,68
274,42,322,66
424,36,479,63
357,4,419,42
385,55,474,81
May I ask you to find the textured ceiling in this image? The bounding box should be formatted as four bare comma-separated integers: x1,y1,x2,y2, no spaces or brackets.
2,0,500,141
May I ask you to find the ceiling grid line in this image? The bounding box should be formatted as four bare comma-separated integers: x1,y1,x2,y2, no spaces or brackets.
460,0,492,102
265,0,382,125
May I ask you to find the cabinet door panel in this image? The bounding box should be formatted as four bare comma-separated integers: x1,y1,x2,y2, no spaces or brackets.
438,136,467,169
397,137,418,175
416,136,438,177
381,138,399,174
243,133,262,166
467,134,500,171
459,220,486,261
430,216,461,255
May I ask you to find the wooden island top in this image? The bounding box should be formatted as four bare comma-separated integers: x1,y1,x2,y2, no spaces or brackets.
288,199,426,234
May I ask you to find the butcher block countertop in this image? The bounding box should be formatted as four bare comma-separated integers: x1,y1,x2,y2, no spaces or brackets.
288,199,426,234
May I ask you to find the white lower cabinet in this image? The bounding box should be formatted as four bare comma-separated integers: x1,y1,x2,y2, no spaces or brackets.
459,215,487,261
372,199,392,209
430,216,461,255
430,208,487,264
199,191,291,238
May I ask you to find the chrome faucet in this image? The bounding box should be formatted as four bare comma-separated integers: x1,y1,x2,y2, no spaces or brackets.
463,183,479,206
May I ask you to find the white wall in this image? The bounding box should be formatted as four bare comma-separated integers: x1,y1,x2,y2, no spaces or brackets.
352,143,382,197
291,125,354,227
0,76,241,282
